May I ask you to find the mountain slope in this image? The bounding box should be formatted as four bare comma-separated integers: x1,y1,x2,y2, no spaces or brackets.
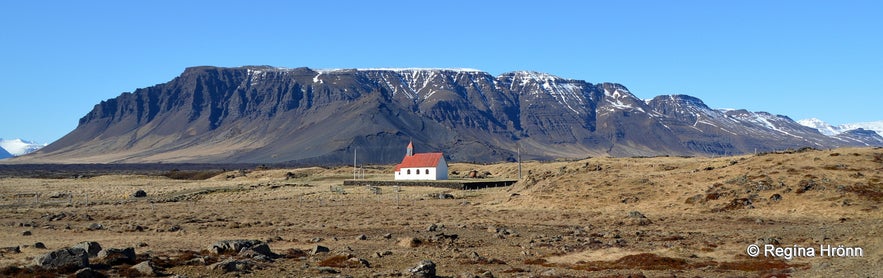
14,66,881,164
0,147,11,159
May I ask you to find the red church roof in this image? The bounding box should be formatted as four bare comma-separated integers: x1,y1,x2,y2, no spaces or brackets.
395,153,444,172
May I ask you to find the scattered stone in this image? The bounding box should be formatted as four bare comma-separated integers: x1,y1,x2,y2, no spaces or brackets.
72,241,102,257
356,234,367,240
409,260,436,278
97,247,136,265
131,261,159,276
87,223,104,231
73,267,104,278
437,193,455,199
33,247,89,270
312,245,330,254
426,223,439,232
373,250,393,258
755,237,781,245
383,233,393,239
627,211,652,226
208,239,263,255
397,237,423,248
34,242,47,249
132,189,147,198
137,242,149,248
316,266,340,274
685,194,705,204
430,233,459,244
310,237,324,243
208,258,253,273
348,257,371,268
21,230,32,236
0,246,21,254
770,193,782,202
238,242,277,261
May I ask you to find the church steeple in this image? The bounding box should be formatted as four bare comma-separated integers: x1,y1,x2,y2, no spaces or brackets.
406,141,414,157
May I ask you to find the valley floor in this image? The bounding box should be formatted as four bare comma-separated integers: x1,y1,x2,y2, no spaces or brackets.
0,148,881,277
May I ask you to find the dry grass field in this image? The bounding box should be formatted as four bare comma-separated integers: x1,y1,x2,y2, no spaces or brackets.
1,147,881,277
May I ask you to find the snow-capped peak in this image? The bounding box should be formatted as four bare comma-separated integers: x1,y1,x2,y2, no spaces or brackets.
798,118,883,137
0,138,47,156
797,118,839,136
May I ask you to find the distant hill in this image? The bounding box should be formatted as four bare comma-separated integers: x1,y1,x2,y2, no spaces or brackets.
14,66,883,164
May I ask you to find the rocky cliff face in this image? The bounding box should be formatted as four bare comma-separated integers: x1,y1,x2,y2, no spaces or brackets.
22,66,882,164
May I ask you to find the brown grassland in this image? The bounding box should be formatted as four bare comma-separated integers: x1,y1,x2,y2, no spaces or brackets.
0,147,881,277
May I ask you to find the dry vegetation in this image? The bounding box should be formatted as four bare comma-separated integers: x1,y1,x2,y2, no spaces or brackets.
0,147,881,277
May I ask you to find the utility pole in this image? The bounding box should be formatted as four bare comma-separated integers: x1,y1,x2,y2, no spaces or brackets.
517,142,522,179
353,148,357,180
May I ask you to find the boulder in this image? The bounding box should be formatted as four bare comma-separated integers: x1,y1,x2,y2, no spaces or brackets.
409,260,437,278
97,247,136,265
397,237,423,248
238,242,277,261
311,245,330,255
208,258,253,273
132,190,147,198
131,261,159,276
73,267,105,278
87,223,104,231
33,247,89,270
208,239,263,255
72,241,102,257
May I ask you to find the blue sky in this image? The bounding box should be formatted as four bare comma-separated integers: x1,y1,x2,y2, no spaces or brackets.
2,1,881,144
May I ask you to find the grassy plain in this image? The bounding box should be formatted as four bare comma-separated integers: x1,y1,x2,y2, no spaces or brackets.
1,148,881,277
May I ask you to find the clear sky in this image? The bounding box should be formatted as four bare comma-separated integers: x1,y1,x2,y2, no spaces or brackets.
2,1,881,144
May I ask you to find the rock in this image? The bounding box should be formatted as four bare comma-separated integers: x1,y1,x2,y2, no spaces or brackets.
309,237,323,243
208,239,263,255
356,234,367,240
132,190,147,198
437,193,455,199
348,257,371,267
72,241,102,257
87,223,104,231
383,233,393,239
131,261,158,276
208,258,253,273
97,247,136,265
22,230,32,236
238,242,276,260
397,237,422,248
426,223,439,232
74,267,105,278
409,260,436,278
373,250,393,258
770,193,782,201
33,247,89,270
627,211,652,226
0,246,21,253
34,242,47,249
311,245,330,254
316,266,340,274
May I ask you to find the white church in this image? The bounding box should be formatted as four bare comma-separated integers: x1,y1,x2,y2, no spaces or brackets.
394,141,448,180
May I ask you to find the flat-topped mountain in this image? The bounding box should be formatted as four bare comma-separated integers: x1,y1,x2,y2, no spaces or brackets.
16,66,882,164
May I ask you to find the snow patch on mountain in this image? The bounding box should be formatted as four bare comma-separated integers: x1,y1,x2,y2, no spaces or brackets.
0,139,47,156
798,118,883,137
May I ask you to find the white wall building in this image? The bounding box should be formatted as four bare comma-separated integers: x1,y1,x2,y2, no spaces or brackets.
394,142,448,180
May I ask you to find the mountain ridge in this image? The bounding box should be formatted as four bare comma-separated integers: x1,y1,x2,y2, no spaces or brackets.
12,66,883,164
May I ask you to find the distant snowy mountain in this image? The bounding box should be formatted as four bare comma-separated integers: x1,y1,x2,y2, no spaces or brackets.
0,139,47,157
798,119,883,137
